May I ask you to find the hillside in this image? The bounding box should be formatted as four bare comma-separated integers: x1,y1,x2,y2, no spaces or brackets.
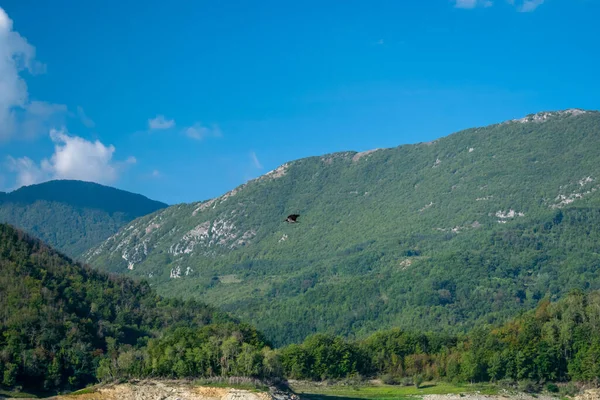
0,223,275,394
0,180,167,257
85,109,600,345
278,289,600,385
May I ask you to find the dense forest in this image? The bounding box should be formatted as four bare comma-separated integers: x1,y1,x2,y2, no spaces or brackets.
85,110,600,345
279,290,600,386
1,223,600,396
0,224,275,394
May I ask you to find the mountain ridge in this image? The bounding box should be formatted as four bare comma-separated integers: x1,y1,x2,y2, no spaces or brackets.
86,109,600,345
1,179,168,213
0,180,168,257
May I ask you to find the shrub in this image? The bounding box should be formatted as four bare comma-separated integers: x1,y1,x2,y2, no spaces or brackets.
381,374,399,385
498,378,516,389
545,383,559,393
559,383,580,397
518,380,538,393
414,374,424,389
401,377,414,386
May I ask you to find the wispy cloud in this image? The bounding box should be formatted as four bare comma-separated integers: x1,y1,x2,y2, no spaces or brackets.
148,115,175,130
250,151,263,169
140,169,163,180
455,0,478,9
77,106,95,128
454,0,492,9
6,156,45,188
144,115,221,142
0,7,65,141
184,123,222,141
21,101,69,139
7,129,135,189
455,0,543,10
517,0,544,12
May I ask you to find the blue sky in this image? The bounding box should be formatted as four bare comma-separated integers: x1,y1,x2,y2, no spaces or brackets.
0,0,598,204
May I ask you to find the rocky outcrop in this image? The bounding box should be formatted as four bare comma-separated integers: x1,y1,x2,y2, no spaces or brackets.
14,381,299,400
511,109,588,124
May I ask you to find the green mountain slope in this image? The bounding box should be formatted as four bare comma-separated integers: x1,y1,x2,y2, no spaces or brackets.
0,180,167,257
86,109,600,345
0,223,274,393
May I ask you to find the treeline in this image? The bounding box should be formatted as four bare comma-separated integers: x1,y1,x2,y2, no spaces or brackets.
101,290,600,386
96,324,282,382
278,290,600,384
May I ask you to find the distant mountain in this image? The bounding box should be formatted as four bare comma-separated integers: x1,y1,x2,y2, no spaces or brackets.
0,180,167,257
86,109,600,345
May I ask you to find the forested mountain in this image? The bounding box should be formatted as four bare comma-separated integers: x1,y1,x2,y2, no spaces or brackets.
85,109,600,346
0,180,167,257
0,223,276,394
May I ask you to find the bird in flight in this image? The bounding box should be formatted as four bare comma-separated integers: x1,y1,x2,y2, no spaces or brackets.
285,214,300,223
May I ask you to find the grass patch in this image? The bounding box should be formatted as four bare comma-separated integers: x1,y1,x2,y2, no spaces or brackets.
0,389,39,398
290,381,499,400
218,275,242,284
66,387,98,396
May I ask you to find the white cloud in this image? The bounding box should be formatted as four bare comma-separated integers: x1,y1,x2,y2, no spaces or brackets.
0,6,35,139
151,169,161,178
455,0,544,11
7,129,135,188
455,0,479,8
148,115,175,130
77,106,95,128
44,129,119,183
454,0,492,8
517,0,544,12
7,156,45,188
250,151,262,169
184,123,222,141
0,7,63,141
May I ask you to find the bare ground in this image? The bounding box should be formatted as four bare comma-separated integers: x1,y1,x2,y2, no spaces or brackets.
10,380,295,400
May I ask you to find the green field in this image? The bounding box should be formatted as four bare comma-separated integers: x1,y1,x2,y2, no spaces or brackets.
291,382,498,400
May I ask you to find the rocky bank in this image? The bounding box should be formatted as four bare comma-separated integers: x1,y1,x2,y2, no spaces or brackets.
11,381,299,400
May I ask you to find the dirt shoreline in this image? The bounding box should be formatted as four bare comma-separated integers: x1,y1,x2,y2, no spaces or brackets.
8,383,600,400
8,380,297,400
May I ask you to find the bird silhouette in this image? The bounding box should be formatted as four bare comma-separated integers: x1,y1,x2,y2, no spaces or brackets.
285,214,300,223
